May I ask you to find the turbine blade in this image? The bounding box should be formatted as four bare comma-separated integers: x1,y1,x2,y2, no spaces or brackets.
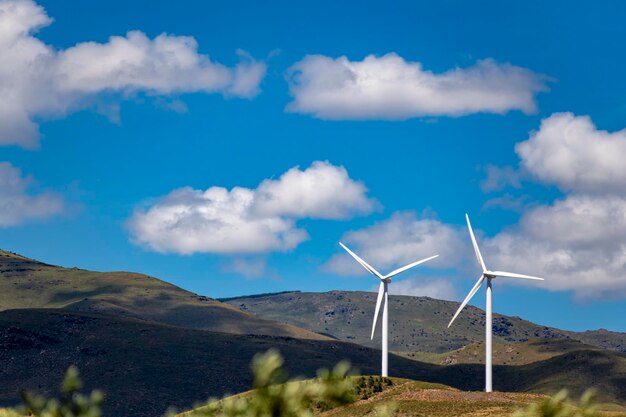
448,275,485,328
490,270,545,281
384,255,439,279
339,242,383,279
371,281,385,340
466,214,487,272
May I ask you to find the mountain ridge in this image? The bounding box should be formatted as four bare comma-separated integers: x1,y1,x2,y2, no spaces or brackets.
221,290,626,354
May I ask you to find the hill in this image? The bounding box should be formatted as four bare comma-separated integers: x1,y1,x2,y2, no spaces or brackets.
179,377,626,417
400,338,600,366
0,309,625,417
0,250,325,340
220,290,626,354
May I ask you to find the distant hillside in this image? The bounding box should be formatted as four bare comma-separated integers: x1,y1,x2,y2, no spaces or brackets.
221,291,626,354
0,250,326,340
1,309,625,417
397,338,602,366
564,329,626,352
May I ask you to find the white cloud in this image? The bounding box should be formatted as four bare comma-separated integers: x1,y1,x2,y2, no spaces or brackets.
388,278,457,301
481,165,522,192
477,113,626,299
128,186,306,254
223,257,273,279
0,162,65,226
485,195,626,299
286,54,548,120
0,0,266,148
325,211,468,275
254,162,376,219
128,161,375,255
516,113,626,193
482,194,530,213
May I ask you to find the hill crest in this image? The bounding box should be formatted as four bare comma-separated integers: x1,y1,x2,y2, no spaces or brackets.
222,290,626,354
0,249,327,340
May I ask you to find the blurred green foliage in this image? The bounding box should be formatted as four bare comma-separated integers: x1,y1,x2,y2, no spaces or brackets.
186,349,357,417
18,366,103,417
4,351,603,417
513,389,599,417
354,376,393,400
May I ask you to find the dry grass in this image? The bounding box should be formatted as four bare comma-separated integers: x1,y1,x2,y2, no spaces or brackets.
318,378,626,417
0,250,327,340
395,338,598,366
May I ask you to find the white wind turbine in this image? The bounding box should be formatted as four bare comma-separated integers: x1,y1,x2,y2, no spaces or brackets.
339,242,438,377
448,214,545,392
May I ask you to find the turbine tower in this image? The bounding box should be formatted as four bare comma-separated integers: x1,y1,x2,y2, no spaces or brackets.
339,242,438,377
448,214,545,392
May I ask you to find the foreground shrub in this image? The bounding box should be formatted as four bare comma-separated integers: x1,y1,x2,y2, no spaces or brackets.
186,349,356,417
512,389,599,417
19,366,103,417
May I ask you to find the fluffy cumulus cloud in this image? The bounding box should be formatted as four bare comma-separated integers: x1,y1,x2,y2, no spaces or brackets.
286,54,548,120
128,161,375,255
485,195,626,299
0,162,65,226
0,0,266,148
483,113,626,299
254,162,375,219
325,211,468,276
516,113,626,194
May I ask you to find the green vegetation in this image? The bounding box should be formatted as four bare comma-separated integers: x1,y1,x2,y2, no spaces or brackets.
354,376,394,400
0,350,624,417
20,367,103,417
513,389,600,417
183,374,626,417
178,350,355,417
0,367,102,417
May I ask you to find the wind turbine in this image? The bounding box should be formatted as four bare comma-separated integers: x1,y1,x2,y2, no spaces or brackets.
339,242,438,377
448,214,545,392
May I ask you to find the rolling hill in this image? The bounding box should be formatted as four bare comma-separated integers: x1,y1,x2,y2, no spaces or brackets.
398,338,601,366
179,377,626,417
0,309,624,417
0,250,325,340
0,250,625,415
220,291,626,354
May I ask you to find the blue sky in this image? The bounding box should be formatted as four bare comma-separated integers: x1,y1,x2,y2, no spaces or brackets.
0,0,625,332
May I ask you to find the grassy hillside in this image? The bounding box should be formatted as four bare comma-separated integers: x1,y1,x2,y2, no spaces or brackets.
564,329,626,353
0,250,325,340
1,309,624,417
179,377,626,417
0,308,435,417
397,338,600,366
221,291,626,353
